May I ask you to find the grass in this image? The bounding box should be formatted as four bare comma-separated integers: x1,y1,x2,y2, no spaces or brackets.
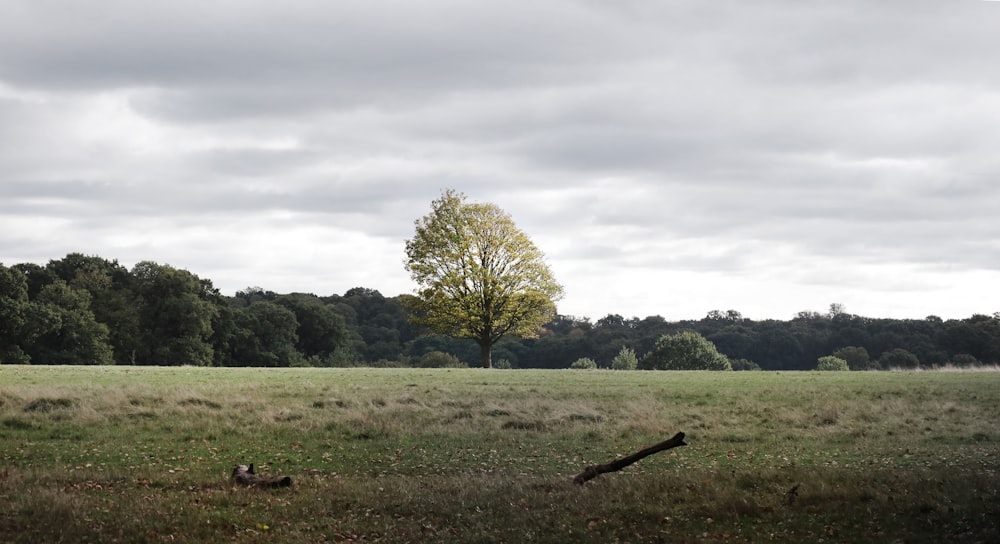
0,366,998,543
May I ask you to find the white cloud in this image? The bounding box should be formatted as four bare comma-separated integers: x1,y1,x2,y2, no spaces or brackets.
2,1,999,320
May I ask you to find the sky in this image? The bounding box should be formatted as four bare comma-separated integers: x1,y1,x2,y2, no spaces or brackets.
2,1,999,322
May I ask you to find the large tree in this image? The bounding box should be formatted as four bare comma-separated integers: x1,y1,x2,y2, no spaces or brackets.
405,189,564,368
45,253,140,364
130,261,218,365
274,293,348,364
23,280,114,365
0,264,36,363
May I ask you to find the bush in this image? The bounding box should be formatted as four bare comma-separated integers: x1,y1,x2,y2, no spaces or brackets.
879,348,920,369
640,331,732,371
816,356,849,371
569,357,597,370
950,353,979,367
731,358,761,371
416,351,467,368
493,358,513,369
832,346,874,370
610,347,637,370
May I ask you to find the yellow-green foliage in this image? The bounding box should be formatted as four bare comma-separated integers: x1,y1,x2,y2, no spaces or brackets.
404,189,564,368
569,357,597,369
816,355,850,371
610,346,638,370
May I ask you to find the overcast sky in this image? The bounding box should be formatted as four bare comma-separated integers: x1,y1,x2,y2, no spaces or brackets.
2,1,999,321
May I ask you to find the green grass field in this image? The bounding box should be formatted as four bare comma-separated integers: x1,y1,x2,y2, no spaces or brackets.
1,366,998,543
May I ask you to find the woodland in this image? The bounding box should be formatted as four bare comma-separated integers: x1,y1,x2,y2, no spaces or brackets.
2,253,998,370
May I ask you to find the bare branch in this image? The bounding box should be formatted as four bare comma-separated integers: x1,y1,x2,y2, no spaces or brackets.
573,432,687,485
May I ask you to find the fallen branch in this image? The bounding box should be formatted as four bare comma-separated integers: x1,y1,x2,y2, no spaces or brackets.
573,432,687,485
231,463,293,488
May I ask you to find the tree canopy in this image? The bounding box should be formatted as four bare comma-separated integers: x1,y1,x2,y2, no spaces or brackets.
404,189,564,368
2,255,999,370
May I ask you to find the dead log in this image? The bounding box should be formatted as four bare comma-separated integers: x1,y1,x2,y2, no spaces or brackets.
231,463,292,488
573,432,687,485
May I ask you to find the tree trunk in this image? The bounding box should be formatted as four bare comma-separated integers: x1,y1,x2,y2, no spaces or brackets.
478,340,492,368
573,432,687,484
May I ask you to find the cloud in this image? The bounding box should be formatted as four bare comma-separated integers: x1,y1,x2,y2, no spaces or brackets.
1,0,999,320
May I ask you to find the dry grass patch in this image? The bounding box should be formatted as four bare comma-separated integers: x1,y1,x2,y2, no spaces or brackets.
1,366,998,543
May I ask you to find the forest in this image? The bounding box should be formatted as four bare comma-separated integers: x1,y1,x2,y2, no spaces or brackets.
2,253,998,370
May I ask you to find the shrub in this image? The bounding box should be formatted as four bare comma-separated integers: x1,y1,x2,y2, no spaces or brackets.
731,358,762,371
610,347,638,370
493,358,513,369
879,348,920,369
640,331,732,370
570,357,597,370
833,346,874,370
416,351,467,368
816,356,850,371
950,354,979,367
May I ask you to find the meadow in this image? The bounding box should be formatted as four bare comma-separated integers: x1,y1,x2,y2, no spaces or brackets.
0,366,997,543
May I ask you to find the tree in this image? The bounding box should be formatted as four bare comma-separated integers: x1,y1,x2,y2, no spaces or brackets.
705,309,744,322
828,303,847,317
275,293,348,363
832,346,874,370
11,262,57,299
0,264,35,363
23,280,113,364
640,331,732,370
238,302,303,367
878,348,920,369
44,253,140,364
750,322,805,369
131,261,218,365
234,286,279,306
333,288,411,364
707,325,756,361
610,346,638,370
938,315,1000,365
405,189,564,368
214,300,305,367
815,356,849,371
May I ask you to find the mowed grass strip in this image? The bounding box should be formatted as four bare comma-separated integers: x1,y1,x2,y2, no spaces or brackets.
0,366,998,543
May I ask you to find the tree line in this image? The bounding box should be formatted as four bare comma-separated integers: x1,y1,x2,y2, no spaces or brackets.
2,253,998,369
522,308,1000,370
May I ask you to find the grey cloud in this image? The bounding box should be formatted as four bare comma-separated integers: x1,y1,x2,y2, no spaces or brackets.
2,1,621,117
2,0,999,318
